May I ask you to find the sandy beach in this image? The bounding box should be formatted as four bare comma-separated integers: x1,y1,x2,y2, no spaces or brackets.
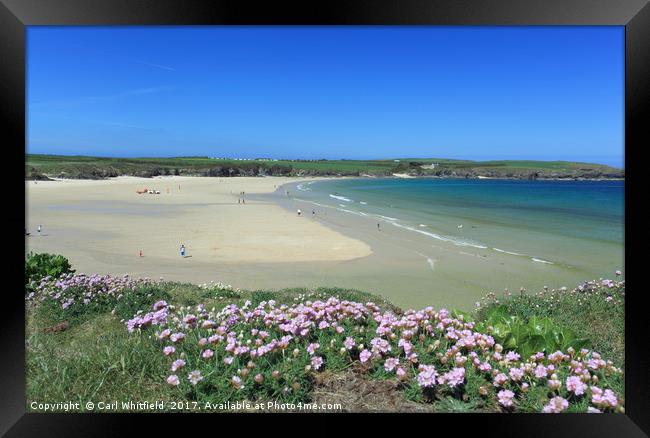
26,176,372,279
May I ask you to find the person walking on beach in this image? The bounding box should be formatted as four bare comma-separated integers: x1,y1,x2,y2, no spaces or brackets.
297,209,302,217
180,244,186,257
377,223,381,231
312,210,316,217
37,225,42,234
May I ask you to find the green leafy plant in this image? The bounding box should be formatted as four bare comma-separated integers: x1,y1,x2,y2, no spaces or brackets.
474,305,590,358
25,252,74,289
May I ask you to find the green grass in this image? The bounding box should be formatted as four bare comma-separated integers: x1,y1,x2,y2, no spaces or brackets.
26,153,623,179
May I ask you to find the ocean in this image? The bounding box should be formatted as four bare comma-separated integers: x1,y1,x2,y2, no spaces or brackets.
289,178,623,296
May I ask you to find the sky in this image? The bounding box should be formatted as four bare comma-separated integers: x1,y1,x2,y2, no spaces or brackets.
27,26,624,167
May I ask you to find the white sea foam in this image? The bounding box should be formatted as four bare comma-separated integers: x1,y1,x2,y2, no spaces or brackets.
296,182,313,191
330,194,352,202
388,220,487,249
493,248,525,256
359,201,368,205
419,224,427,227
377,215,398,221
532,258,554,265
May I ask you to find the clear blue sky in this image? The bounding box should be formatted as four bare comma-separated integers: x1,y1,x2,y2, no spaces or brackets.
27,26,624,167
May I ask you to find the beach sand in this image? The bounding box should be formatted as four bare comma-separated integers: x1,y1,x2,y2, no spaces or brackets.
26,176,372,278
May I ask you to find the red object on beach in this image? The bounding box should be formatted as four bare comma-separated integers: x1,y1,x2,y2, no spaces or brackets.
139,250,143,257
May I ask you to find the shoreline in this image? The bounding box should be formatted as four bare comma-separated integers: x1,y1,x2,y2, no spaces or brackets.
25,175,622,310
260,178,622,309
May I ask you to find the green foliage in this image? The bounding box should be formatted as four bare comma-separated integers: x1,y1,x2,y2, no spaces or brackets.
476,283,625,367
474,305,590,358
26,153,623,179
25,252,74,288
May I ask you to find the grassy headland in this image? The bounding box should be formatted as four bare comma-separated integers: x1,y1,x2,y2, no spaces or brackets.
26,253,624,413
26,154,623,180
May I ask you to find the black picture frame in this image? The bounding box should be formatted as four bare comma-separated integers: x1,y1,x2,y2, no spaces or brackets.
2,0,647,436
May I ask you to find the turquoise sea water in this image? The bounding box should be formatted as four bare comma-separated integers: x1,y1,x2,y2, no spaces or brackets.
294,178,624,276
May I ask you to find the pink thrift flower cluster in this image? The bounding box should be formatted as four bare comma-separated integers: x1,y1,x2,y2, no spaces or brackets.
126,295,623,412
28,272,155,310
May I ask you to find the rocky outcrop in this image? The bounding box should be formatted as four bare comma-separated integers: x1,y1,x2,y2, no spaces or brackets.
25,166,53,181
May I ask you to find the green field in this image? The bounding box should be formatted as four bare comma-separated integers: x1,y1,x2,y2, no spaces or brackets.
25,154,623,180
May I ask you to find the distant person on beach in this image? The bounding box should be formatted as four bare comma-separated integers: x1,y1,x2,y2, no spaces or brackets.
377,223,381,231
297,209,302,216
312,210,316,217
37,225,42,234
180,244,186,257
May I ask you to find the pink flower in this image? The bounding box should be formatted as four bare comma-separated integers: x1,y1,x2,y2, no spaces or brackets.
163,346,175,356
478,362,492,372
384,357,399,372
307,343,320,355
497,389,515,407
223,356,234,365
440,367,465,387
311,356,324,370
591,386,618,408
534,364,548,378
166,375,180,386
417,365,438,388
566,376,586,395
171,359,186,372
505,351,520,362
493,373,508,387
359,349,372,363
344,337,356,350
202,349,214,359
542,396,569,413
188,370,203,385
509,367,524,381
170,333,186,343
